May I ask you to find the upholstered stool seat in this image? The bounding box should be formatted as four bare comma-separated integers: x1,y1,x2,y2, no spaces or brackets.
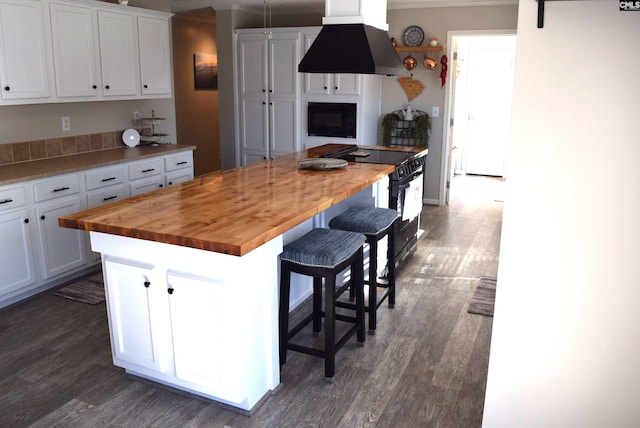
329,206,399,333
279,228,366,382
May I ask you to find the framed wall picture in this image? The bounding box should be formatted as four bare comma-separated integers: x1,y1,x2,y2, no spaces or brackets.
194,53,218,90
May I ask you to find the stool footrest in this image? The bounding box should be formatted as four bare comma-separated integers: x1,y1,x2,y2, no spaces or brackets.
286,323,361,359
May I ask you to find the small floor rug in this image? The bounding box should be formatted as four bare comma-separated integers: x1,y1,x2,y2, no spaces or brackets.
53,271,105,305
467,277,497,317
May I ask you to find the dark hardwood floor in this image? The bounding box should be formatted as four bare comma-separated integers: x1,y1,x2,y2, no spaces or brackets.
0,175,503,428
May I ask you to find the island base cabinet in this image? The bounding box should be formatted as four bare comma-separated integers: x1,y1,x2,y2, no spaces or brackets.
94,232,281,411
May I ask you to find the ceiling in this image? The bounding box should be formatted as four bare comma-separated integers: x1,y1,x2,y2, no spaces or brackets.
171,0,517,15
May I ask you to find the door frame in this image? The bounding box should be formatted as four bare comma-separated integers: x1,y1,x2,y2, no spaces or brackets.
439,29,517,206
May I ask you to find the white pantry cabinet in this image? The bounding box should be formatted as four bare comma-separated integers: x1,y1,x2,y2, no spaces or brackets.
236,29,300,165
0,0,52,101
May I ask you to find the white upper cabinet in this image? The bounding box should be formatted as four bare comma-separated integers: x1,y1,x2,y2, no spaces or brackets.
0,0,51,101
0,0,171,105
49,1,100,98
138,15,172,96
98,10,139,97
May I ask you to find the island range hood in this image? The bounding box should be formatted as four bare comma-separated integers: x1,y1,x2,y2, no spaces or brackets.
298,0,404,76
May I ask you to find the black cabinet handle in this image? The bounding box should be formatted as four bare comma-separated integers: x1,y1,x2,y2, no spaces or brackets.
24,218,29,224
167,287,174,294
262,101,266,105
262,89,266,92
176,161,187,166
105,85,110,89
101,177,116,182
0,198,12,204
144,280,150,288
103,195,117,201
168,181,173,185
335,86,338,90
53,186,70,192
92,85,97,89
40,215,45,220
4,86,9,91
269,89,273,93
324,86,327,90
143,84,148,88
142,168,155,173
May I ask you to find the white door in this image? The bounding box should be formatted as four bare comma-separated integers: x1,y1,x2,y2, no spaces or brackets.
463,40,515,176
49,1,100,98
0,0,50,100
35,197,86,279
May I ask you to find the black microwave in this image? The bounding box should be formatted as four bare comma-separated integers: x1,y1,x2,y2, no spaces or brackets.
307,102,357,139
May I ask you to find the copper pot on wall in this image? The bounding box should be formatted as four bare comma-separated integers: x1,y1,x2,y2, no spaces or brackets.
403,55,417,71
423,56,437,70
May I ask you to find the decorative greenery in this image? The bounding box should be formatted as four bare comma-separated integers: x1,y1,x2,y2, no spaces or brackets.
381,110,431,148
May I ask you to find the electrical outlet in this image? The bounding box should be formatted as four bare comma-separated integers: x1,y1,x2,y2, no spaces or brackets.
432,106,440,118
61,116,71,132
133,111,142,121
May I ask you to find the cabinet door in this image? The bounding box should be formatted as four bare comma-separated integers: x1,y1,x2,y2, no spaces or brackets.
301,32,330,95
35,196,86,280
237,36,267,98
239,98,268,162
334,73,360,95
129,176,164,197
104,258,167,373
138,15,171,96
268,34,298,98
0,0,50,101
0,208,36,297
49,1,100,98
97,10,138,97
167,272,243,401
269,98,297,156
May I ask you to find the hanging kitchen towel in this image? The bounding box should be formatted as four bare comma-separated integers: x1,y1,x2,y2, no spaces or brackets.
402,176,423,221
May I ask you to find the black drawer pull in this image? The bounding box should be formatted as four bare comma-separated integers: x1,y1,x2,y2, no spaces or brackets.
40,215,46,220
53,186,70,192
101,177,116,182
0,198,13,204
144,281,150,288
103,195,118,201
167,287,174,295
92,85,97,89
105,85,110,89
142,168,155,173
4,86,9,91
144,84,148,88
24,218,29,224
176,161,187,165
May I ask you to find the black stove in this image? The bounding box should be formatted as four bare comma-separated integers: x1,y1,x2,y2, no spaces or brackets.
321,144,426,269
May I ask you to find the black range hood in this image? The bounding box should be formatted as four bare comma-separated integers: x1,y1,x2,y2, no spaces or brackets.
298,24,404,76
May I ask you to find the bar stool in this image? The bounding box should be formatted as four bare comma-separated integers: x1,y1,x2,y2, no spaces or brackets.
329,206,399,333
279,228,366,382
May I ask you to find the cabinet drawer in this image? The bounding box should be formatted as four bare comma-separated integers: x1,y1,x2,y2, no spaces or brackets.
0,186,26,212
86,166,126,191
165,152,193,172
129,159,163,181
87,183,127,208
33,175,80,203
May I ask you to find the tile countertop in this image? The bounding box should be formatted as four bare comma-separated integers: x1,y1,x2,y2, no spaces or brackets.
0,144,196,187
59,144,423,257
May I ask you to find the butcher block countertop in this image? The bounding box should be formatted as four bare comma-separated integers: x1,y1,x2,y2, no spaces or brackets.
0,144,196,186
60,144,422,256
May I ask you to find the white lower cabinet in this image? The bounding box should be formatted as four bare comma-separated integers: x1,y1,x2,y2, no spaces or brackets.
35,195,86,280
0,207,37,296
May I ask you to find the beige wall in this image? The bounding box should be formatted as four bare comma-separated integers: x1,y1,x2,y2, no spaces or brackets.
385,5,518,202
172,15,219,175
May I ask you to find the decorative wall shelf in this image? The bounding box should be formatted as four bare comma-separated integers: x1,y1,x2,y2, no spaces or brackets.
395,46,445,53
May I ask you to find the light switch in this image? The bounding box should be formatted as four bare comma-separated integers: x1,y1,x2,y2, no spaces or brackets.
432,106,440,118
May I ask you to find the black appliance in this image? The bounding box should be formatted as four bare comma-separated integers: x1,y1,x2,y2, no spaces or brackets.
298,24,404,76
321,145,426,269
308,102,357,139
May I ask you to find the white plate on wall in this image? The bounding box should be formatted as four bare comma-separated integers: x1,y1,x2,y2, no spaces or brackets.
122,128,140,147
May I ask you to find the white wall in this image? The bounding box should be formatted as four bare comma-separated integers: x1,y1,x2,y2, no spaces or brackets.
483,1,640,427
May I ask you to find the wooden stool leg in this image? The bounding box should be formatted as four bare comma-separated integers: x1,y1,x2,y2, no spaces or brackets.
387,226,396,308
367,236,378,333
279,263,291,367
312,277,322,334
354,248,366,343
324,274,336,382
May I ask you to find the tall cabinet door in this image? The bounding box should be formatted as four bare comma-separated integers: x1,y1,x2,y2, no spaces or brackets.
138,15,171,96
97,10,138,97
0,0,50,101
268,34,299,157
49,1,100,99
237,35,269,162
0,208,36,296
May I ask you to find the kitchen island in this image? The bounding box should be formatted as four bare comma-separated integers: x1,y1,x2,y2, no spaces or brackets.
59,144,418,412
